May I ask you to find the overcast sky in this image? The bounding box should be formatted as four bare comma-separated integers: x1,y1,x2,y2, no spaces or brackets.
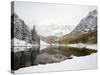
14,1,97,36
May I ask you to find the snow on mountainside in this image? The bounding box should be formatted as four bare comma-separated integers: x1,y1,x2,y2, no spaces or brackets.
51,25,73,37
11,13,40,44
38,10,97,38
37,24,74,37
71,10,97,34
59,10,97,44
11,13,32,43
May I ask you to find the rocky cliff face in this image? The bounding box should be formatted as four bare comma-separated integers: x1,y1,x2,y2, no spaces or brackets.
71,10,97,35
59,10,97,44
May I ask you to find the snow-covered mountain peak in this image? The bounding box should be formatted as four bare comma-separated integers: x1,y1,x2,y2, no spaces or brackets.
71,9,97,35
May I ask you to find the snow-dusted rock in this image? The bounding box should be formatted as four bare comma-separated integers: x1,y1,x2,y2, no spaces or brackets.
71,10,97,35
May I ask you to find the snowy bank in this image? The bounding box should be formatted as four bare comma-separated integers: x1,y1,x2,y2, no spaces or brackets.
13,38,49,52
67,43,97,50
13,38,32,52
15,53,97,74
40,40,49,50
14,38,32,47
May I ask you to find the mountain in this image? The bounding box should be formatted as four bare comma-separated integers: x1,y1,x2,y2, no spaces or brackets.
46,36,58,44
59,10,97,44
40,35,58,44
37,24,73,37
11,13,40,44
71,10,97,35
39,24,74,44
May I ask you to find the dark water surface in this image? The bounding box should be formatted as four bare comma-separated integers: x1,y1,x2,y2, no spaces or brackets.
12,46,97,70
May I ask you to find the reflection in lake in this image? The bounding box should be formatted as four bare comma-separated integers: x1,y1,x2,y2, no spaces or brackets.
11,46,40,70
12,46,97,70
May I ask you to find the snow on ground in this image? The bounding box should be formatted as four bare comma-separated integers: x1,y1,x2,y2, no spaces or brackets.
15,53,97,74
40,40,49,46
67,43,97,50
40,40,49,50
14,38,32,47
13,38,32,52
13,38,49,52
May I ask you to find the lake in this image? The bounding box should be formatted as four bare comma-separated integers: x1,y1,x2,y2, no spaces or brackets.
12,45,97,70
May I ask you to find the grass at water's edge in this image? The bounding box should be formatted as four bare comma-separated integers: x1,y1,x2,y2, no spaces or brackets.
59,31,97,44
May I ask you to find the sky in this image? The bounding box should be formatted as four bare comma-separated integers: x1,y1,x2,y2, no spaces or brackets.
14,1,97,37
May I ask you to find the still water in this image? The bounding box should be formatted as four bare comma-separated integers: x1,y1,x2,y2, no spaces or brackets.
11,46,97,70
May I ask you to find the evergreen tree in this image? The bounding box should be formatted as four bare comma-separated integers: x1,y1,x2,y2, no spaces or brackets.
21,21,26,40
